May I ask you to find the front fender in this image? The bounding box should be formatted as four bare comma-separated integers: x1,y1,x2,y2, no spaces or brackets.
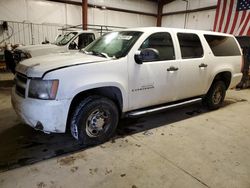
70,82,128,111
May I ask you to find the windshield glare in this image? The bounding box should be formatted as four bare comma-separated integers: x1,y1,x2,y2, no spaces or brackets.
84,31,143,58
54,32,77,46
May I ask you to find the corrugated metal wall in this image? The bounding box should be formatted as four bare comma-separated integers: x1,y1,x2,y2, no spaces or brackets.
162,0,218,30
0,0,220,45
0,0,157,28
0,0,157,45
0,21,62,45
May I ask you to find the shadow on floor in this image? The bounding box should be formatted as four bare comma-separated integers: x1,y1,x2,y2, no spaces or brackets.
0,97,246,172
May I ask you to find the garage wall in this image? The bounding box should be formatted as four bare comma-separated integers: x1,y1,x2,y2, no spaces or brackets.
0,0,157,45
0,21,62,46
88,8,156,27
162,0,217,31
0,0,157,27
88,0,156,14
87,0,157,27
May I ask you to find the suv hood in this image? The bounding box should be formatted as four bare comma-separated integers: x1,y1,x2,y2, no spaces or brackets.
16,52,108,78
16,44,64,57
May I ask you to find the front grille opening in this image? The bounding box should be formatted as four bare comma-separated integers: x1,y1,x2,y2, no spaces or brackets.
15,73,28,98
16,74,27,83
16,85,25,97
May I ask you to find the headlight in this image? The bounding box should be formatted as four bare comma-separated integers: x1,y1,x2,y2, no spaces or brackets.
28,79,59,100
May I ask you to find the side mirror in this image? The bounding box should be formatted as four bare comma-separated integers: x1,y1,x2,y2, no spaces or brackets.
134,48,159,64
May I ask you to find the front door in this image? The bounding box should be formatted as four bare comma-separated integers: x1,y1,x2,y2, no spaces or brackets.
128,32,180,110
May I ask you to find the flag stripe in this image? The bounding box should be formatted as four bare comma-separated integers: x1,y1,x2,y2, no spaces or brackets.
229,7,240,34
233,11,243,35
234,10,246,35
221,0,231,32
213,0,222,31
235,11,248,35
239,12,250,35
226,2,237,33
239,10,247,25
242,15,250,35
218,0,227,32
224,0,234,33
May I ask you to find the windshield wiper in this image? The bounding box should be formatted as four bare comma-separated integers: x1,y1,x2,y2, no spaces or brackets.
80,49,88,54
90,50,109,58
81,50,116,59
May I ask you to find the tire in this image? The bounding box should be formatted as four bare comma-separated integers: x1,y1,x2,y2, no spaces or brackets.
203,81,226,110
70,96,119,146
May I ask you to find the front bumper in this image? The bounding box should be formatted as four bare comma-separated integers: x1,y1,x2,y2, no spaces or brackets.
11,88,71,133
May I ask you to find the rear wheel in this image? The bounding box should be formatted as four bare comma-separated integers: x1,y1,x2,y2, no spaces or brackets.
70,96,119,146
203,81,226,110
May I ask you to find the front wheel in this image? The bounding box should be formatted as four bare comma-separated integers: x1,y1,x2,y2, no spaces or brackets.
70,96,119,146
203,81,226,110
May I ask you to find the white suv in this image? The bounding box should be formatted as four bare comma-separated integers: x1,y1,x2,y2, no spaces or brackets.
11,30,99,64
12,27,243,145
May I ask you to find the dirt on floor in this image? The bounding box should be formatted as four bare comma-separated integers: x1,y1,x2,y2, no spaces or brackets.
0,88,250,188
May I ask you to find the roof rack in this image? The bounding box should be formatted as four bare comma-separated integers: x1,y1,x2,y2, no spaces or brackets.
59,24,126,35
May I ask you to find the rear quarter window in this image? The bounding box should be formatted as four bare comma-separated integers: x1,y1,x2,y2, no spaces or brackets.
204,35,241,56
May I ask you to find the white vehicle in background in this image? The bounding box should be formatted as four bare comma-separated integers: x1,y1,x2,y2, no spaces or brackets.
11,30,99,63
12,27,243,146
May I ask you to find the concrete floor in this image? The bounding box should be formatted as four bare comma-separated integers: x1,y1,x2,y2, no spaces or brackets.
0,73,14,87
0,86,250,188
0,72,14,81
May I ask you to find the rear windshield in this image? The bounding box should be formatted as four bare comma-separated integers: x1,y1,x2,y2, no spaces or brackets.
204,35,241,56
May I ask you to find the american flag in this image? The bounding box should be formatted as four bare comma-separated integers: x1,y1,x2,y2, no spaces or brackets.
213,0,250,36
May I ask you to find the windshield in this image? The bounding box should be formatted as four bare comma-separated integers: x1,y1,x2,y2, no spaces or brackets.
54,32,77,46
84,31,143,59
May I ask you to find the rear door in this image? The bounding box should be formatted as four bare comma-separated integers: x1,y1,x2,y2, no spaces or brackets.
175,32,208,99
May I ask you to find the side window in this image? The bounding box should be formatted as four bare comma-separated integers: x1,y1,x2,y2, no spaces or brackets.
69,33,95,50
139,32,175,61
78,33,95,49
69,36,79,50
177,33,203,59
204,35,241,56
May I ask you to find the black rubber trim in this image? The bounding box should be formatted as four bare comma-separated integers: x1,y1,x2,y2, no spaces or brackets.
42,60,109,78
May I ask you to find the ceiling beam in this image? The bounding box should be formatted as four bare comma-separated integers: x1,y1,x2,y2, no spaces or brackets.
45,0,156,17
46,0,81,6
162,0,176,5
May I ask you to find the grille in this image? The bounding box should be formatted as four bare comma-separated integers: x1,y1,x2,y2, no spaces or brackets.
15,73,28,98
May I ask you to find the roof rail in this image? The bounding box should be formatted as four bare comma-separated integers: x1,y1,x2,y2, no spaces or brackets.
59,24,126,35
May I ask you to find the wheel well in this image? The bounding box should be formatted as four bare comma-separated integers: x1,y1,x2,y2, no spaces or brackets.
212,71,232,89
66,86,123,132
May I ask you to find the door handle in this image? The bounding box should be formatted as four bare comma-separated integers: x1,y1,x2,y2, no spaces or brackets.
199,63,208,68
167,66,179,72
